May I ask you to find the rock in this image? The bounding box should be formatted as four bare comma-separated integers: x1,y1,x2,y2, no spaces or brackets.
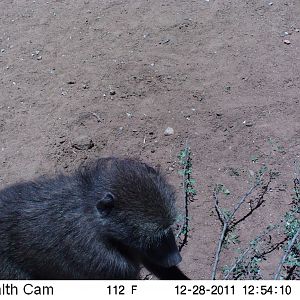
280,31,289,37
109,90,116,95
164,127,174,136
283,39,291,44
72,136,94,150
159,38,170,45
243,120,254,127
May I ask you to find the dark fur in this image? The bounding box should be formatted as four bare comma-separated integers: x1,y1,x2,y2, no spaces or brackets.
0,157,189,279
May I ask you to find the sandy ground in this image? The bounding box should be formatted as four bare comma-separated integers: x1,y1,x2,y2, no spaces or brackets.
0,0,299,279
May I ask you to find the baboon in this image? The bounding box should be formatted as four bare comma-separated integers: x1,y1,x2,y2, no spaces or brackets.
0,157,189,279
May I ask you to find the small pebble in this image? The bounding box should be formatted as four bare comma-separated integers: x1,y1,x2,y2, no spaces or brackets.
242,120,254,126
249,170,255,177
72,136,94,150
159,38,170,45
280,31,289,37
37,56,42,60
164,127,174,136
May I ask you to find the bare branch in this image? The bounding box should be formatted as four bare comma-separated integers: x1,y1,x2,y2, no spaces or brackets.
213,190,226,224
274,228,300,280
231,180,261,219
211,221,228,280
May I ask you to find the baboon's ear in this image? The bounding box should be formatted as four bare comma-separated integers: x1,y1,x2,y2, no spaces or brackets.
96,192,114,216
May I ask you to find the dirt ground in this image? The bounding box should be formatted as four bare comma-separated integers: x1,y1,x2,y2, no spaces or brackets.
0,0,299,279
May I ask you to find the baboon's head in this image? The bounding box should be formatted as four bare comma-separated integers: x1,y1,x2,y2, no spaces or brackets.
82,157,181,268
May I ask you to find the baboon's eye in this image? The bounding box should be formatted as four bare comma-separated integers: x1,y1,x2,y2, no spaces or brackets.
96,192,114,217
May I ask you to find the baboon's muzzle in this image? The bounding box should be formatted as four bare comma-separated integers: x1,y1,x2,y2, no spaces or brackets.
145,229,182,268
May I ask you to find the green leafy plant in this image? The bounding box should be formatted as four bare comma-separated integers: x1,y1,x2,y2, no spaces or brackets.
223,224,279,280
177,143,197,251
216,165,300,280
268,138,286,154
211,167,273,280
274,177,300,279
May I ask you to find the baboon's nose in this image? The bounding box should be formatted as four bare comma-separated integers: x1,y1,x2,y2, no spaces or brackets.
164,250,182,267
145,229,182,267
